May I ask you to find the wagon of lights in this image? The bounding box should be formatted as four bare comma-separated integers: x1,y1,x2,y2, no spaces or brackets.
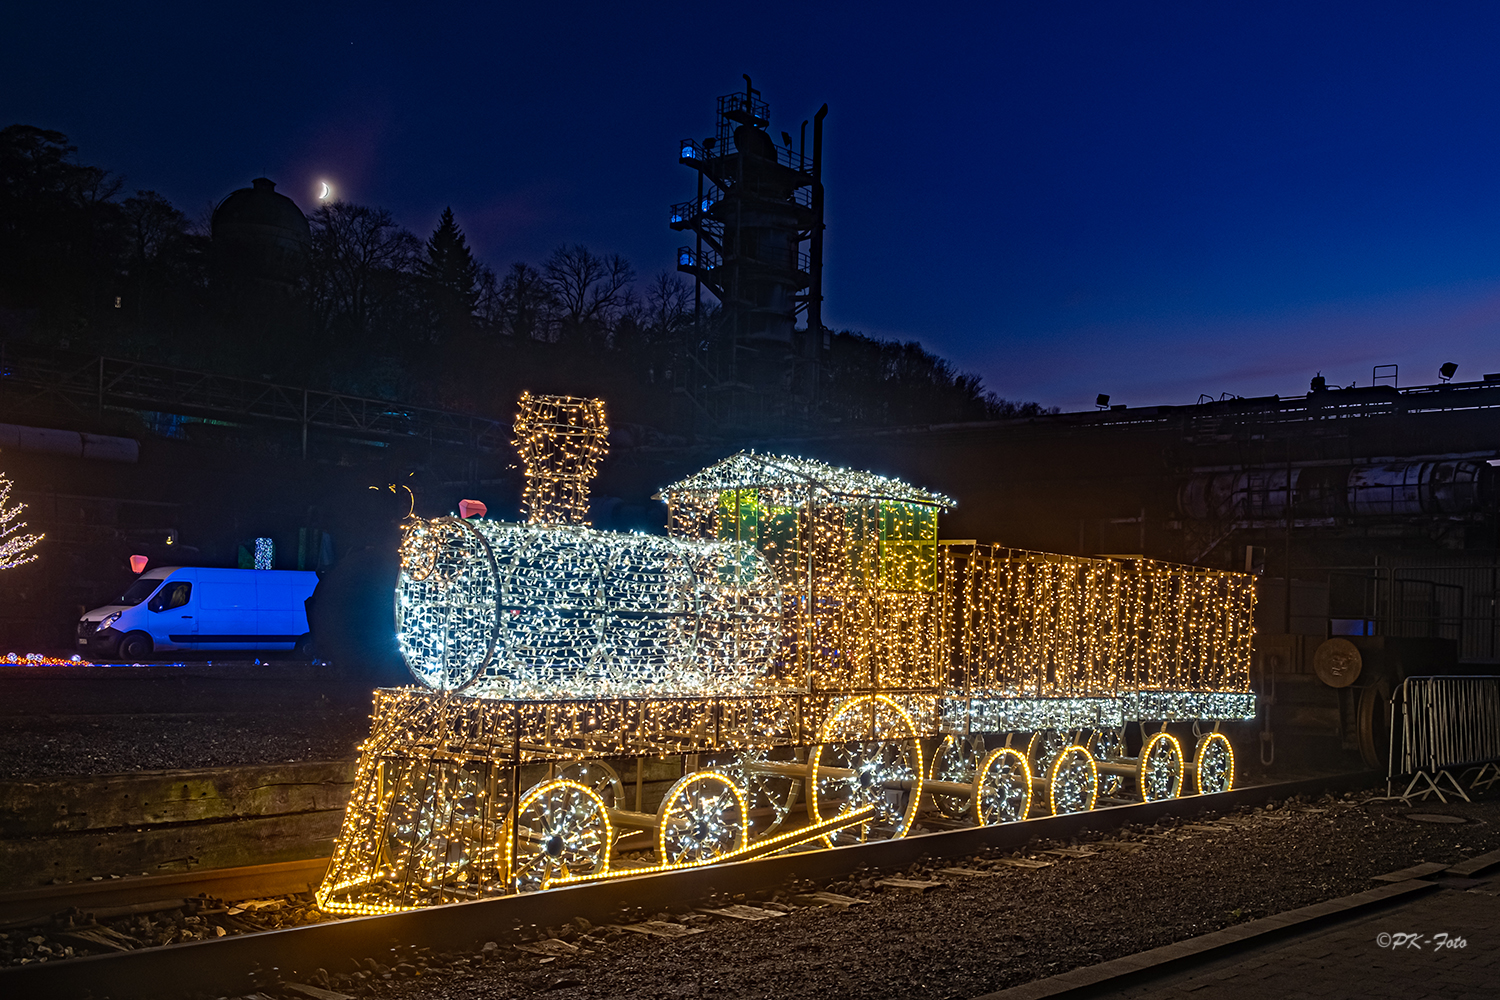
317,394,1255,915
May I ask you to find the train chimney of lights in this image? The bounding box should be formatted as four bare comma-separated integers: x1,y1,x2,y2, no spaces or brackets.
512,392,609,526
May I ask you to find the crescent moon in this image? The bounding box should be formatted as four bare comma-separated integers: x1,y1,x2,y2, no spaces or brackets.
319,182,331,200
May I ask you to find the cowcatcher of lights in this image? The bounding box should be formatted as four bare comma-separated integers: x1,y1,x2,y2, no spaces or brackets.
317,396,1256,916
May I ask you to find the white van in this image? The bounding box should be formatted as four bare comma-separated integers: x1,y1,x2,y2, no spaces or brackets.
77,567,319,659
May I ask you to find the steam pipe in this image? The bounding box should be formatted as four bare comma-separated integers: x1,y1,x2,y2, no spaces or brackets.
809,103,828,349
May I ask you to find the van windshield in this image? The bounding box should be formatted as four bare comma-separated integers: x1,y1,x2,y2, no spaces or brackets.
116,578,165,606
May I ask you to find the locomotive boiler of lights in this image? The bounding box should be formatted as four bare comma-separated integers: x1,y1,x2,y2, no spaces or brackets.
396,517,784,698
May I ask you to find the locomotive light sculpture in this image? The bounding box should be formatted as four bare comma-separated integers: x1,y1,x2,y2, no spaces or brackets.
318,394,1256,915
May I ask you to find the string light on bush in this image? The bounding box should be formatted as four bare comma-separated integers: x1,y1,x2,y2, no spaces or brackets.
0,472,43,571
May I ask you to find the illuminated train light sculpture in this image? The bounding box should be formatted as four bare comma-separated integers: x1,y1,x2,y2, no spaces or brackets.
317,395,1255,915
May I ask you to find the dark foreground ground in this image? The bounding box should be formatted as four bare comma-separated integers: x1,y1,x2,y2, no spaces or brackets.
0,664,374,777
222,786,1496,1000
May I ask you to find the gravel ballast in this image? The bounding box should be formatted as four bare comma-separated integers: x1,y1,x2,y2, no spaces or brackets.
20,785,1477,1000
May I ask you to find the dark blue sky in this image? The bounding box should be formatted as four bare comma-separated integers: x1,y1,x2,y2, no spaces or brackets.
8,2,1500,410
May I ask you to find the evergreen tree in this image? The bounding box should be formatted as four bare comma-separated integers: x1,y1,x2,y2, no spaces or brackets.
419,207,479,341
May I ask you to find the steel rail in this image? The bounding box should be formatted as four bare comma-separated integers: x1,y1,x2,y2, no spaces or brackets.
0,770,1380,1000
0,859,332,927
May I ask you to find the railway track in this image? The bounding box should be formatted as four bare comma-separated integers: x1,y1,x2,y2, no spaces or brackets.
0,769,1379,1000
0,858,331,927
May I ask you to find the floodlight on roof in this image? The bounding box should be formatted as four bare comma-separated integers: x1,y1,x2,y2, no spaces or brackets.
1096,394,1110,409
1440,361,1458,382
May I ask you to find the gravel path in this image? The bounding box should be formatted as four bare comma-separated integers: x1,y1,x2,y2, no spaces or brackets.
252,787,1500,1000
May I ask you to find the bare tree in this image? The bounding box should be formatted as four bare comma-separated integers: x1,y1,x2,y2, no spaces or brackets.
542,244,635,338
495,262,555,340
643,271,692,342
307,202,422,343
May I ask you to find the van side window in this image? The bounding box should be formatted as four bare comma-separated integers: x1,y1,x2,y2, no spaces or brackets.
148,582,192,612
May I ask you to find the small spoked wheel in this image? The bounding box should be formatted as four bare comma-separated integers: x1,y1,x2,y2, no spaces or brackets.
974,746,1032,824
930,734,985,817
1139,731,1185,801
708,746,802,838
810,695,924,844
507,778,611,891
1193,732,1235,795
657,770,748,865
1047,745,1099,815
1087,727,1128,799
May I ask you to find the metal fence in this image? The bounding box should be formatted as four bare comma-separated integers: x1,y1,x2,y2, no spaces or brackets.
1323,564,1500,662
1388,675,1500,802
0,347,509,453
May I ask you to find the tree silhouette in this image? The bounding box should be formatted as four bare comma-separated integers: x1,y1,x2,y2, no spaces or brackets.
495,262,553,340
0,472,42,570
307,201,422,345
543,244,634,342
419,207,479,342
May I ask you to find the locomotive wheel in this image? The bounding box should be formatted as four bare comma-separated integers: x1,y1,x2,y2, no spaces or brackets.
657,770,748,865
1087,727,1128,799
1192,732,1235,795
1047,745,1099,815
555,760,626,810
708,746,803,838
1138,731,1185,802
810,695,925,844
974,746,1032,824
506,778,612,892
930,734,986,818
1027,729,1072,779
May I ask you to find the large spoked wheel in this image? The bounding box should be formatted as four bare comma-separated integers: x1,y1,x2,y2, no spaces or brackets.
974,746,1033,824
930,734,986,817
1139,731,1185,801
1027,729,1072,779
555,760,626,810
507,778,611,892
810,696,925,844
1087,727,1128,799
1193,732,1235,795
657,770,748,865
709,746,802,838
1047,745,1099,815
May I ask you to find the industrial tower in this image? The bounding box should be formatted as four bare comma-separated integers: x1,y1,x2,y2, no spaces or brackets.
671,77,827,431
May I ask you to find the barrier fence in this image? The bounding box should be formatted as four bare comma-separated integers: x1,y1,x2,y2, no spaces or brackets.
1388,674,1500,802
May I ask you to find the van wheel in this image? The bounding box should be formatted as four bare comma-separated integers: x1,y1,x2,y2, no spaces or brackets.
119,632,154,661
294,635,315,659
